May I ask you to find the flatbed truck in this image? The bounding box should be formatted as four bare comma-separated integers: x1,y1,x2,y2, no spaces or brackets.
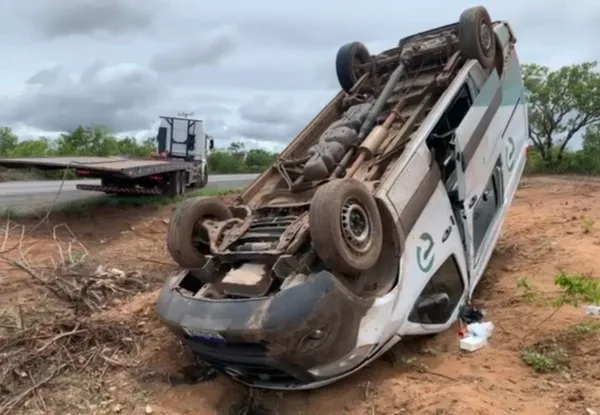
0,115,214,197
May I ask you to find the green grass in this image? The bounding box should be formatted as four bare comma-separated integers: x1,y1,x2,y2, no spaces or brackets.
0,187,242,219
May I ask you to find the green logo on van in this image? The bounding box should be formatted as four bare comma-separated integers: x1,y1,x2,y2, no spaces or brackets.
416,232,435,273
506,136,516,171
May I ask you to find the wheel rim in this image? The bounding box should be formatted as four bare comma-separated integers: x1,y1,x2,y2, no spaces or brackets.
479,21,492,55
352,55,365,82
193,216,213,246
341,198,372,254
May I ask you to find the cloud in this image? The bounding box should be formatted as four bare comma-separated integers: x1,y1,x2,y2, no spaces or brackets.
1,62,163,133
2,0,600,151
227,92,334,144
237,95,296,125
149,26,238,73
26,66,64,85
30,0,160,39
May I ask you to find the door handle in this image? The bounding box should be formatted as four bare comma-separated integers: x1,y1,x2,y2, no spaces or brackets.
442,226,452,243
482,189,490,202
468,195,477,208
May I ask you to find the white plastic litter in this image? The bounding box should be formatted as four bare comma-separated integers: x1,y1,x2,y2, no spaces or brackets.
459,321,495,352
584,305,600,316
460,335,487,352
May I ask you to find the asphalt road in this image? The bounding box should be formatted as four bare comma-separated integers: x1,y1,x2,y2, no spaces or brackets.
0,173,259,214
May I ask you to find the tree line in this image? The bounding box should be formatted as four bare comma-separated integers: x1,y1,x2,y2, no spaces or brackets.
0,124,278,176
2,60,600,178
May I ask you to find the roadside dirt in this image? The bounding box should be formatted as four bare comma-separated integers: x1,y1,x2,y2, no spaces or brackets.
1,176,599,415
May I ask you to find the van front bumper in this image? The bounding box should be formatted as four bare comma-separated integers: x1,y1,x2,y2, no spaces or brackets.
155,269,372,390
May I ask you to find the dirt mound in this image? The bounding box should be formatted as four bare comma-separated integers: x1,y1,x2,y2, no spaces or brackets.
1,177,600,415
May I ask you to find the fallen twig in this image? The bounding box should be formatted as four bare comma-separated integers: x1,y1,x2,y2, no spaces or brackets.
0,364,66,415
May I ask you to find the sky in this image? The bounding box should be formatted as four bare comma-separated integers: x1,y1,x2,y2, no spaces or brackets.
0,0,597,151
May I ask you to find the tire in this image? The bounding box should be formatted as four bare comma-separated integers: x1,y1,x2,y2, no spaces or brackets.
335,42,371,93
309,179,383,275
164,171,184,197
458,6,496,69
193,168,208,189
166,197,233,271
178,172,186,195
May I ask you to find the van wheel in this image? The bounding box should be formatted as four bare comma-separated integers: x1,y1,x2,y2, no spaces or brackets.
336,42,371,93
309,179,383,275
167,197,233,271
458,6,496,69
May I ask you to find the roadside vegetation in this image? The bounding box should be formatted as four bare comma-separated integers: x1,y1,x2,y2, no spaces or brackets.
523,61,600,175
0,125,277,181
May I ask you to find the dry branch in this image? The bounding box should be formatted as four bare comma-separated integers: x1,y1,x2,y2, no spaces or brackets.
1,220,149,313
0,217,149,414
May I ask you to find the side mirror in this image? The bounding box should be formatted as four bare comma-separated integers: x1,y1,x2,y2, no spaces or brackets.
415,292,450,319
209,138,215,150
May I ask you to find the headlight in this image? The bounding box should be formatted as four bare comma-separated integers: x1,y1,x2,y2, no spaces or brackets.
308,344,375,378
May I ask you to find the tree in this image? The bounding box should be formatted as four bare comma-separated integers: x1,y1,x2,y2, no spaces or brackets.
583,125,600,154
246,149,276,170
523,62,600,162
9,138,54,157
56,125,119,156
0,127,18,156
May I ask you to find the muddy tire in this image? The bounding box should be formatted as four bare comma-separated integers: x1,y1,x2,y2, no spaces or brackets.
458,6,496,69
166,197,233,269
309,179,383,275
336,42,371,93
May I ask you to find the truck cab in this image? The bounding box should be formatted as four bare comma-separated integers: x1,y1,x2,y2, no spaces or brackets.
155,115,215,189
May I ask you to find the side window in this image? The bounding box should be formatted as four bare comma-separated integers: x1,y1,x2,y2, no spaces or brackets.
472,161,503,257
467,62,487,95
427,83,474,186
408,255,465,325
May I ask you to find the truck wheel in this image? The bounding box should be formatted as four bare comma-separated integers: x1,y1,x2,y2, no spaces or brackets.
336,42,371,93
309,179,383,275
167,197,233,270
458,6,496,69
193,168,208,189
165,171,184,197
178,172,187,195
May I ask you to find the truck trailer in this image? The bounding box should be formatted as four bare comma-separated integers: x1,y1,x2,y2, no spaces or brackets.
0,115,214,197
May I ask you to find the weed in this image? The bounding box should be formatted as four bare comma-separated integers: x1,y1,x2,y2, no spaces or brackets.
570,320,600,334
521,349,568,373
553,271,600,307
0,207,17,218
516,277,540,303
580,216,595,234
520,271,600,374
